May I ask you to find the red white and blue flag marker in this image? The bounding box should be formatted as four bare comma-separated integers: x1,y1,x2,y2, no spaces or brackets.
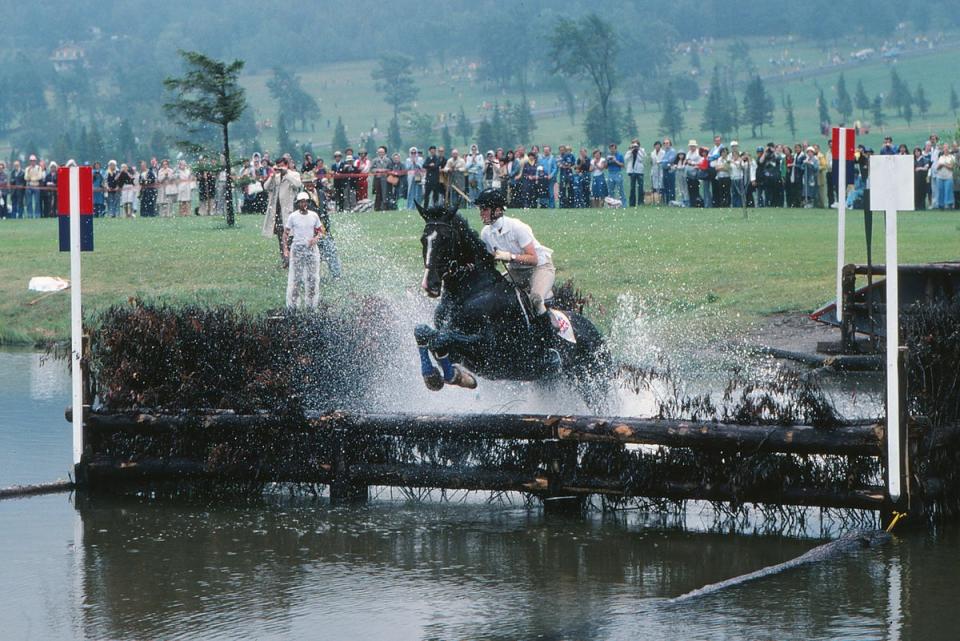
831,127,855,321
58,164,94,468
58,166,94,252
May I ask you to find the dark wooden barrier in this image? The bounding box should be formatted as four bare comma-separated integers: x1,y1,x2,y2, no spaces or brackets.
71,409,890,513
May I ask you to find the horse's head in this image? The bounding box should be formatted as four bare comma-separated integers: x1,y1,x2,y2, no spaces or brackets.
417,201,461,297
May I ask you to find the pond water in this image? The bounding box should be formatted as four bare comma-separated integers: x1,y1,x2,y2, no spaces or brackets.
0,349,955,640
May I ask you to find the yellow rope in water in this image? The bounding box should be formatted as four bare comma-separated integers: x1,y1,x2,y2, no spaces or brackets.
885,511,906,532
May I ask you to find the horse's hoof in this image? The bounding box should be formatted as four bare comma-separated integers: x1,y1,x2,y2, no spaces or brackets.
451,365,477,389
423,371,444,391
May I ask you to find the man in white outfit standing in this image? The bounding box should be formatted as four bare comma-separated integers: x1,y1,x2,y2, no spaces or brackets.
283,192,324,309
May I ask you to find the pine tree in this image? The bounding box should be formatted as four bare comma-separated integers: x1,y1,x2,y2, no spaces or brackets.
331,116,348,155
785,94,797,139
583,103,607,146
886,69,912,117
388,117,403,154
475,117,496,155
511,91,536,144
817,88,831,129
854,79,871,118
871,95,886,129
658,83,684,140
455,105,473,145
903,101,913,125
490,103,513,148
951,85,960,118
701,67,725,135
441,122,453,152
743,75,774,137
836,73,853,122
624,103,638,139
87,119,105,162
725,83,740,135
914,83,930,119
116,118,138,164
277,112,294,155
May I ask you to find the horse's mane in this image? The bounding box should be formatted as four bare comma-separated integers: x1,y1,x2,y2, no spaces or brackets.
451,211,495,268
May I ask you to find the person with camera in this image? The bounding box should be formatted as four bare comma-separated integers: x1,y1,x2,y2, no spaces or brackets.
404,147,424,210
625,140,646,207
261,154,302,267
605,143,625,204
757,144,782,207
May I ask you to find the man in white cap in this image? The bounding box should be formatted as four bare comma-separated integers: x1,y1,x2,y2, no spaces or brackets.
405,146,424,210
262,155,302,267
283,191,324,309
24,154,44,218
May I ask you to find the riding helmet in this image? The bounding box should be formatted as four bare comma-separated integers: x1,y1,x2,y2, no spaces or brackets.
474,188,506,210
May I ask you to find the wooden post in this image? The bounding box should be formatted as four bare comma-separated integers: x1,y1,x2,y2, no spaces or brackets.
542,440,585,516
329,426,367,505
841,263,857,352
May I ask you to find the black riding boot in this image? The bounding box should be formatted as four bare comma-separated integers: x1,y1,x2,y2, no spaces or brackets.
533,312,562,373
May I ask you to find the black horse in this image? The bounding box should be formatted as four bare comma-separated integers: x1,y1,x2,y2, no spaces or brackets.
415,202,610,408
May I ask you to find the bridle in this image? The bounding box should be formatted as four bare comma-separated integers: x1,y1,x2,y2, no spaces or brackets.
424,220,476,283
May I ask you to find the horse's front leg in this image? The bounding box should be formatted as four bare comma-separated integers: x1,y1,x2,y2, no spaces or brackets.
414,324,479,390
415,324,444,391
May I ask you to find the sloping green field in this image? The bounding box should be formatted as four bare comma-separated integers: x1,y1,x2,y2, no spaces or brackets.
2,206,958,345
242,38,960,155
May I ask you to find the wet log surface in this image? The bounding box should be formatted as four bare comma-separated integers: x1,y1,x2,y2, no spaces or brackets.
74,409,885,456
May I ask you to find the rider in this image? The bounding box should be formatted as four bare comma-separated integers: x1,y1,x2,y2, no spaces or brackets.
474,188,561,369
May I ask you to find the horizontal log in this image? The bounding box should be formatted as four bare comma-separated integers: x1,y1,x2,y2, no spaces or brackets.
76,410,885,456
80,456,883,510
0,480,74,501
852,263,960,275
553,416,883,456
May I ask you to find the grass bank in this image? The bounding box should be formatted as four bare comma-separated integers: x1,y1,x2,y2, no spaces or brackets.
1,207,958,345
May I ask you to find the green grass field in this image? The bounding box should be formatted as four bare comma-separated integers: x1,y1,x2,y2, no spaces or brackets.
241,36,960,158
2,206,958,345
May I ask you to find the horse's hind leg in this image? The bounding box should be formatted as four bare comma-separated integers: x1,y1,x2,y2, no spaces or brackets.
415,324,443,391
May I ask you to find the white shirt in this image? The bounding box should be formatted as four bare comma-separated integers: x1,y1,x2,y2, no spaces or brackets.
284,210,322,245
480,216,553,266
625,147,646,174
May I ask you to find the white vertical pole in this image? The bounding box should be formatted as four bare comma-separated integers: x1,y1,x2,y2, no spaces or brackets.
885,207,900,503
70,166,83,466
836,130,847,321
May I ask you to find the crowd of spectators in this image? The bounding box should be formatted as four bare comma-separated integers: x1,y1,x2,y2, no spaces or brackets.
1,131,957,219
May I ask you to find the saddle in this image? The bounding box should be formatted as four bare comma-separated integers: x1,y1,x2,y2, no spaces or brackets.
511,285,576,344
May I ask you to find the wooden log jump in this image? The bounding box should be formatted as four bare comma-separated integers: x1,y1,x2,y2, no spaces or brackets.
73,408,891,513
75,410,885,456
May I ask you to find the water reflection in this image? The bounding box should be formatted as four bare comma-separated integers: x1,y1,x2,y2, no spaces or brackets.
70,493,908,641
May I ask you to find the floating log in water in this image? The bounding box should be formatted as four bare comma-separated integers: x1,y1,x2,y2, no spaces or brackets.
670,529,892,602
751,346,883,372
0,480,74,501
74,410,885,457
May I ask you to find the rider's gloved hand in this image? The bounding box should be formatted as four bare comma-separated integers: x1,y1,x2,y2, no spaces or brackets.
493,250,513,262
